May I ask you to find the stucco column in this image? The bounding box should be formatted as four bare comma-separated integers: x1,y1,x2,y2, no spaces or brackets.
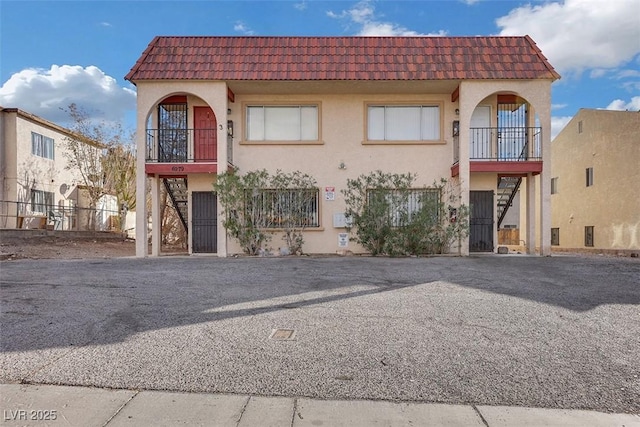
216,93,228,258
135,110,148,257
525,173,536,254
539,106,552,256
458,93,471,256
197,84,229,258
151,176,161,256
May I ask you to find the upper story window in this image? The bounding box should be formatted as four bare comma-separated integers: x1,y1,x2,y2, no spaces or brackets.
246,105,319,142
32,132,55,160
551,177,558,194
367,105,441,142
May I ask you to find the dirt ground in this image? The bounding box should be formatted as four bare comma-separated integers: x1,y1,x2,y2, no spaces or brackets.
0,238,137,260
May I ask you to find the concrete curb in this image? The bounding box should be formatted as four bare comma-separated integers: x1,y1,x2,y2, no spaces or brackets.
2,384,638,427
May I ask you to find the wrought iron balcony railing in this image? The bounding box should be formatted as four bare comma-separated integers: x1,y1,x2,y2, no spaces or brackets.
453,127,542,163
146,129,217,163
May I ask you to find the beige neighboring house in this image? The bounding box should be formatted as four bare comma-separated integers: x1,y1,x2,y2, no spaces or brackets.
551,109,640,254
0,107,120,231
125,36,559,257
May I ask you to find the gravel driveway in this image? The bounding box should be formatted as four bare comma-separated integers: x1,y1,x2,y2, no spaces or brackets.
1,255,638,413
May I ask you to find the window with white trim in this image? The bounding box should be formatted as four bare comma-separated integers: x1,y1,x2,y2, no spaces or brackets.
30,189,54,214
32,132,55,160
367,105,440,141
246,106,318,141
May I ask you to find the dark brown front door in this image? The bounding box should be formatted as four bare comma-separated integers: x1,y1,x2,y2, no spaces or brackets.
470,191,494,252
192,191,217,253
194,107,217,162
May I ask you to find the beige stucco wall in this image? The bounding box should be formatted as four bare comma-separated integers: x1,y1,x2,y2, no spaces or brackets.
228,92,454,254
458,79,553,255
134,77,554,257
551,109,640,252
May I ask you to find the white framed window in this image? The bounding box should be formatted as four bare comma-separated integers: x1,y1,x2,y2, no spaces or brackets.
30,189,54,214
367,105,441,141
246,105,319,141
32,132,55,160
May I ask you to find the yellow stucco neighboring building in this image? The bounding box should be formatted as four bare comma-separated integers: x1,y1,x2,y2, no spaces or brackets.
125,36,559,257
551,109,640,254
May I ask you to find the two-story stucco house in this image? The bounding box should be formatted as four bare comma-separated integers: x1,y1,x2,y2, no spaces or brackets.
125,36,559,257
0,107,118,231
551,109,640,254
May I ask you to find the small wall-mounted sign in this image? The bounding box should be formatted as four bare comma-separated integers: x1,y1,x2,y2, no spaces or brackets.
325,186,335,201
338,233,349,247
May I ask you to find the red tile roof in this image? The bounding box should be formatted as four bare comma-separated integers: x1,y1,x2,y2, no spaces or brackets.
125,36,560,82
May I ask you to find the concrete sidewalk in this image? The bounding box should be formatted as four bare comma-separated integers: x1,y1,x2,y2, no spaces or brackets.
1,384,638,427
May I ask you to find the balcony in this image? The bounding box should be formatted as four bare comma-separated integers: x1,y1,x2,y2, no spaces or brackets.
145,129,232,175
452,127,543,176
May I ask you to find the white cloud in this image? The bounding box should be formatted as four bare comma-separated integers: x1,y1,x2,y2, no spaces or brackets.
497,0,640,76
552,103,568,110
0,65,136,124
294,1,308,11
462,0,481,4
589,69,607,79
616,69,640,79
551,116,573,140
621,81,640,92
327,0,446,36
605,96,640,111
100,22,112,27
233,21,254,35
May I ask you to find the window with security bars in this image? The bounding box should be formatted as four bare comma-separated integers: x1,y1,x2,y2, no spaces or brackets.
245,188,320,228
551,228,559,246
30,190,54,214
367,188,441,227
585,226,594,247
32,132,55,160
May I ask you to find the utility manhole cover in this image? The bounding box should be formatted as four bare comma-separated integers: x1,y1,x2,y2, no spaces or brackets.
269,329,296,341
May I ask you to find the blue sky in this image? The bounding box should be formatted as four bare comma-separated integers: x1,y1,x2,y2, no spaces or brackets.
1,0,639,138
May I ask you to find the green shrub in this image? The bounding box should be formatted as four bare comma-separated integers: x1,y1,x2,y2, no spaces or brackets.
342,171,469,256
214,169,318,255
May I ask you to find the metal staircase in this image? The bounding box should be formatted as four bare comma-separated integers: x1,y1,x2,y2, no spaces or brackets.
163,178,188,232
497,176,522,229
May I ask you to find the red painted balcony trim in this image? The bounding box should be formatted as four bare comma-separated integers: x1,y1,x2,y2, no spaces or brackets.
451,161,542,177
146,163,218,176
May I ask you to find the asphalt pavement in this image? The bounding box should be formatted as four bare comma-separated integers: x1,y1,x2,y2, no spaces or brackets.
1,254,639,425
